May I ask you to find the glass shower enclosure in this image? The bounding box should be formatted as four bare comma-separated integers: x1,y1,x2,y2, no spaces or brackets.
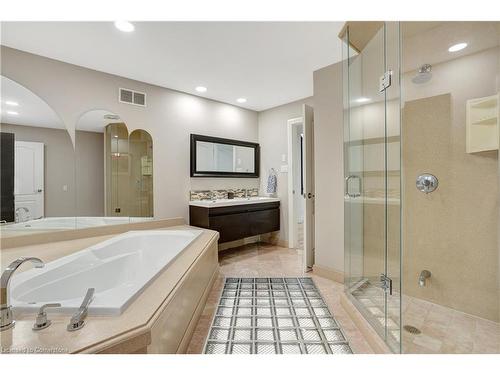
343,21,500,354
342,22,402,353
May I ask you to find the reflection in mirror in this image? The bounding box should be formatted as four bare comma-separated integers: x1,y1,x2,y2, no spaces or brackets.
129,130,153,217
106,122,129,217
0,75,76,237
75,110,153,229
196,141,255,173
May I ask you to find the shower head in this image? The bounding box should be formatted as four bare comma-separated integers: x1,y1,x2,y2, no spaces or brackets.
412,64,432,84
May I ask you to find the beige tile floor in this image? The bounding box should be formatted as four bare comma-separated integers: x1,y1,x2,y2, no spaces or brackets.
186,242,374,354
352,281,500,354
402,295,500,354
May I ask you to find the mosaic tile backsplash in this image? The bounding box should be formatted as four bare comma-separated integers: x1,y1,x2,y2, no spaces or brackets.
190,188,259,201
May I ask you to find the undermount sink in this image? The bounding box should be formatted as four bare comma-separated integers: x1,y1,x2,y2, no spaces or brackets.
189,196,279,208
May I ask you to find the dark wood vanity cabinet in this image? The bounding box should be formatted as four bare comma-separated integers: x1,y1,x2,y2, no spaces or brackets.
189,201,280,243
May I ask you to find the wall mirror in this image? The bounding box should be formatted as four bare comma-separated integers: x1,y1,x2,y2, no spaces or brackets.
190,134,259,177
75,110,153,228
0,75,76,237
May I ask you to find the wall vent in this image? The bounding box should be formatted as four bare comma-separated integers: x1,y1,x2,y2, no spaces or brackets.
119,88,146,107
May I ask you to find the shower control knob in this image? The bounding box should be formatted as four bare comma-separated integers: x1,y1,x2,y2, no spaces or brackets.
416,173,438,194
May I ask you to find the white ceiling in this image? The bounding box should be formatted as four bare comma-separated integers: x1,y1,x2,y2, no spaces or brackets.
0,22,345,111
0,75,64,129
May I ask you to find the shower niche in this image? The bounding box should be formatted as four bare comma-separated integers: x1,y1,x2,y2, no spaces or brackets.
466,93,499,153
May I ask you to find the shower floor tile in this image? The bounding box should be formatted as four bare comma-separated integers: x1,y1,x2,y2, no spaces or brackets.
203,277,352,354
350,280,500,354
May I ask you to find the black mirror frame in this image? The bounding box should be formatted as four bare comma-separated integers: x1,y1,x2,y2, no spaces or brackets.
190,134,260,178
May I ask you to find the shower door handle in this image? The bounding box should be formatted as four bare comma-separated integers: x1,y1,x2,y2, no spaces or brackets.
345,175,361,198
380,274,393,295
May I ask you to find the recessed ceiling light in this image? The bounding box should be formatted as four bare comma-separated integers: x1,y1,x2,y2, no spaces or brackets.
195,86,207,93
5,100,19,106
236,98,247,104
448,42,467,52
355,97,370,103
114,21,135,33
7,111,18,115
113,135,119,138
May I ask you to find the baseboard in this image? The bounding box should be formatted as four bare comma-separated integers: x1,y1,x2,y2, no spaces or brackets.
340,293,391,354
312,264,344,283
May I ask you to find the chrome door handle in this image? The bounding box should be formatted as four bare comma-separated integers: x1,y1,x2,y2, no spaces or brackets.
345,175,361,198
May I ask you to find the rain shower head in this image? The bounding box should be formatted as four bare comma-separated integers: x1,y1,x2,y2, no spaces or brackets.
412,64,432,84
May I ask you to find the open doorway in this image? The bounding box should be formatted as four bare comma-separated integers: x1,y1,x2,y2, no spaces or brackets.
287,104,315,272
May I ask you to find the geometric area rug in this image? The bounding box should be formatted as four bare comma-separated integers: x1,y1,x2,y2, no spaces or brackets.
203,277,353,354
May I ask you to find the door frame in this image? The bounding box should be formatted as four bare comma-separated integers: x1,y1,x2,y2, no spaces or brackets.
287,117,303,249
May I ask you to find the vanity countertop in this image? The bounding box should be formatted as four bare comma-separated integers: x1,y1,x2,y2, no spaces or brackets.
189,196,279,208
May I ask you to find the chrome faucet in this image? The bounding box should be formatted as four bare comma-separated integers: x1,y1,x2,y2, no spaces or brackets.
419,270,431,287
67,288,94,331
15,207,31,223
1,257,44,331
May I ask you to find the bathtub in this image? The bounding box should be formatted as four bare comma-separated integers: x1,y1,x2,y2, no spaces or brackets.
10,229,202,316
2,216,154,232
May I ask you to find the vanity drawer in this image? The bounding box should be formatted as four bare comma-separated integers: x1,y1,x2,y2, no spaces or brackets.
209,212,250,243
249,208,280,236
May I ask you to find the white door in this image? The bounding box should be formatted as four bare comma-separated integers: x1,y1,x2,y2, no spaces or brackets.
302,104,315,271
14,141,44,219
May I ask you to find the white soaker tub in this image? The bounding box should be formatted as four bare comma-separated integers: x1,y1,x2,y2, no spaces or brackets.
9,229,202,316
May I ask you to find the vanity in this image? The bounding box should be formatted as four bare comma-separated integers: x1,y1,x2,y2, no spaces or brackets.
189,197,280,243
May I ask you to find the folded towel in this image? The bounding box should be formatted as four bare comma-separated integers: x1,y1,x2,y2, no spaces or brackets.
266,172,277,194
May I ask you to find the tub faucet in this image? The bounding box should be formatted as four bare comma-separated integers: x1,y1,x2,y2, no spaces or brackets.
419,270,431,287
67,288,95,331
1,257,45,331
15,207,31,223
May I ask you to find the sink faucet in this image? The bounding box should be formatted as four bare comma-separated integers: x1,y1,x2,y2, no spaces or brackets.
1,257,44,331
418,270,431,287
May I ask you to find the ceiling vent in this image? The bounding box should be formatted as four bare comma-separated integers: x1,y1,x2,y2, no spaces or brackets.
119,88,146,107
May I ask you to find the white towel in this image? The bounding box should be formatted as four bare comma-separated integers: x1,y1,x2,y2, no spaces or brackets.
266,172,277,194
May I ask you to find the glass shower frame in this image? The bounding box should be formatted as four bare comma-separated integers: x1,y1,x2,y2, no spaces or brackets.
342,22,402,353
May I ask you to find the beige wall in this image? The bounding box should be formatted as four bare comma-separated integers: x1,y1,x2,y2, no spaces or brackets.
1,46,259,223
312,62,345,274
257,97,314,246
401,48,499,321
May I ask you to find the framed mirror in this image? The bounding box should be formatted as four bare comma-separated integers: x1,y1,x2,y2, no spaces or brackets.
190,134,259,178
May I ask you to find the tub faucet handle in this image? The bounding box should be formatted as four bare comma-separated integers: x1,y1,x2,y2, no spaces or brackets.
32,303,61,331
67,288,94,332
418,270,432,287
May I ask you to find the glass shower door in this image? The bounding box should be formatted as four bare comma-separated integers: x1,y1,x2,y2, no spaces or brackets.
342,22,401,353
